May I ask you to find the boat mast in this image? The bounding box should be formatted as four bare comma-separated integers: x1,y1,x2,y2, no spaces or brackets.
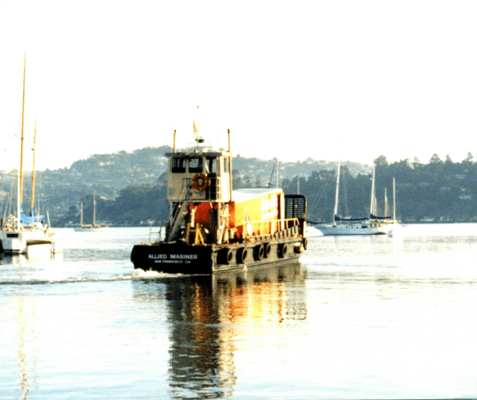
17,54,27,227
93,192,96,227
31,115,37,214
369,165,376,216
333,160,341,226
393,178,396,221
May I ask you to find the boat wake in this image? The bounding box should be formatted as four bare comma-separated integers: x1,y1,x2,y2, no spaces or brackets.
0,269,195,286
0,275,134,286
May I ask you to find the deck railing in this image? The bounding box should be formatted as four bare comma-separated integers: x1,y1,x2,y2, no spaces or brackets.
236,217,300,239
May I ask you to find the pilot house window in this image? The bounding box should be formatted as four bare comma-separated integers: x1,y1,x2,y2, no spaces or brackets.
189,157,203,173
206,158,217,174
171,157,186,173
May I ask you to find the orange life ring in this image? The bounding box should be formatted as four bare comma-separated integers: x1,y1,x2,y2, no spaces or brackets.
192,173,208,191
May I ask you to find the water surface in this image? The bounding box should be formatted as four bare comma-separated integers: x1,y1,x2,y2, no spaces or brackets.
1,225,476,399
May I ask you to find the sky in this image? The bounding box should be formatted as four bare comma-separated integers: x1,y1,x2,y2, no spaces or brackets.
1,0,477,171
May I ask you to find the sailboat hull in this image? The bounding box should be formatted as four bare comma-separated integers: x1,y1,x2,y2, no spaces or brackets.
0,230,56,254
313,223,393,236
74,226,107,232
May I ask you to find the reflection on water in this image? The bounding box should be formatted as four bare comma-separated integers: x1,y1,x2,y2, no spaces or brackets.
167,277,235,399
15,297,39,400
0,254,42,399
0,253,63,267
133,262,306,399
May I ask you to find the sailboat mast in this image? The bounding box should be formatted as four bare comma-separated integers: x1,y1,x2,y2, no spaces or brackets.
393,178,396,221
19,54,26,205
93,192,96,227
16,54,27,226
369,165,376,216
384,187,388,218
31,115,37,213
333,160,341,225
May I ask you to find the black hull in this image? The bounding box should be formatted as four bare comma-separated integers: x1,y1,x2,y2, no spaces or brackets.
131,237,307,274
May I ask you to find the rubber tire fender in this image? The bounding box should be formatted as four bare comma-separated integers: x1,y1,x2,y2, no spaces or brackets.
253,244,264,261
278,243,288,258
264,242,271,259
219,248,233,265
236,247,248,264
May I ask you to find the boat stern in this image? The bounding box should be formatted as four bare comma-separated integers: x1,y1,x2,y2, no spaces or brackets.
1,232,27,254
131,242,214,274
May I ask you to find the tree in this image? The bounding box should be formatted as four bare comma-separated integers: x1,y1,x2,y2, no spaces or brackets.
374,155,389,167
463,152,474,165
429,154,443,164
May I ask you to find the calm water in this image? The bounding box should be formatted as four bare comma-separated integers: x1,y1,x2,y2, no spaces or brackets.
1,225,477,399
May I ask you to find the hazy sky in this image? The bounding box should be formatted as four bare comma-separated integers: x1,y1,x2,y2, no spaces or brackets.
1,0,477,171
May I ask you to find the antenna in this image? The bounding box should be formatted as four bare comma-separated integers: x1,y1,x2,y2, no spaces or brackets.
193,105,204,144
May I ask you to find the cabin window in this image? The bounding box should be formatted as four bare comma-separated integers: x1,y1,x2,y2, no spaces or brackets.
189,157,203,173
171,157,186,173
206,158,217,174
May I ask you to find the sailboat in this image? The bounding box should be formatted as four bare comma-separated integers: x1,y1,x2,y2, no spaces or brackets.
311,162,393,236
74,192,108,232
0,56,61,254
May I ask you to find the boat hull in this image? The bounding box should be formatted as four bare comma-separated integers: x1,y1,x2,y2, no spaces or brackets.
313,223,393,236
74,227,108,232
0,230,56,254
131,237,306,274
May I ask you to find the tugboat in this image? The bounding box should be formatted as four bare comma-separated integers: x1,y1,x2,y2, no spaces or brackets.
131,129,307,274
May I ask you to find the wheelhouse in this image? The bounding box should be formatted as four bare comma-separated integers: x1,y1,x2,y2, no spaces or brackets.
166,150,232,203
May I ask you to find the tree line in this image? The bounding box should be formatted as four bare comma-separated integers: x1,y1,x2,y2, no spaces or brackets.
57,152,477,226
282,153,477,223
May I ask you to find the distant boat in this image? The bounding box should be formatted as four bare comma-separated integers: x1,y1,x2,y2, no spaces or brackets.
74,193,108,232
1,56,61,254
311,162,393,236
381,178,402,237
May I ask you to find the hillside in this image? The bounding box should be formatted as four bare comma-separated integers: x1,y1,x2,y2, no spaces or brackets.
0,146,366,226
1,148,476,226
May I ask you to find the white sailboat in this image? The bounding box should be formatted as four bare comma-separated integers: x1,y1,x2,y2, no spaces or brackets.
74,193,107,232
0,56,61,254
311,163,393,236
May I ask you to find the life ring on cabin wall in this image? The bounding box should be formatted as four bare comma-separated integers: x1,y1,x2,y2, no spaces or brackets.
192,173,209,191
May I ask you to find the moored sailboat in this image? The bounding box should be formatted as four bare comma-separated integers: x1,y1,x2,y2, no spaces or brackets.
74,193,108,232
310,163,392,236
0,56,61,254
